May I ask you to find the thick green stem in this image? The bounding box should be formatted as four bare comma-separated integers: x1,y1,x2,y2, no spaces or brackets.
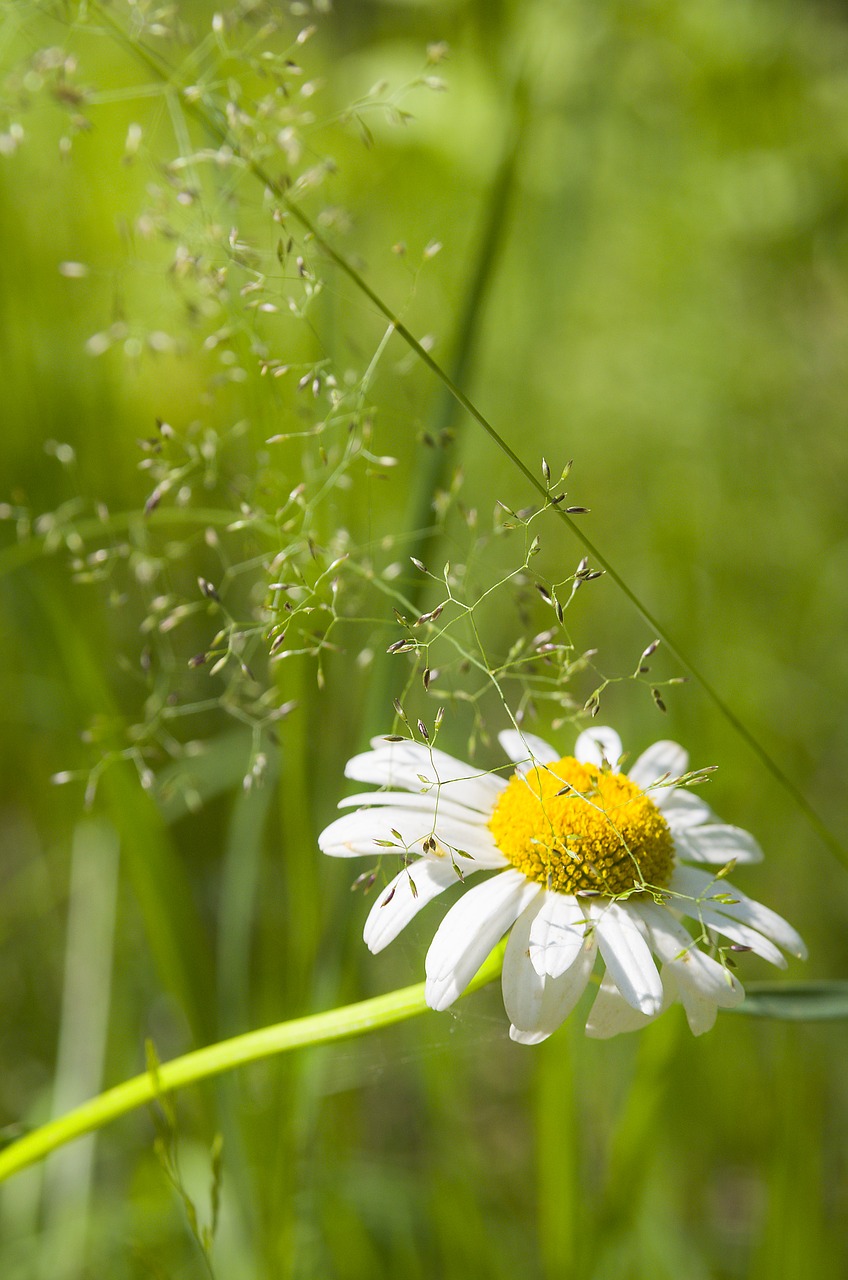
0,949,504,1186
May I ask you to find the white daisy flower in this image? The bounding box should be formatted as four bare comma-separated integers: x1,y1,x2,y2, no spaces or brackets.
319,726,806,1043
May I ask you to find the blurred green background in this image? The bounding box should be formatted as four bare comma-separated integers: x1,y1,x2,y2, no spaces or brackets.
1,0,847,1276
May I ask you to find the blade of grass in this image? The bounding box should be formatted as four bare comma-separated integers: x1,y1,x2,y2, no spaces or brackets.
749,1030,830,1280
40,819,119,1276
216,747,280,1036
730,980,848,1020
211,745,281,1260
593,1011,682,1246
33,581,215,1043
405,67,531,579
364,65,530,737
536,1027,579,1280
262,661,322,1271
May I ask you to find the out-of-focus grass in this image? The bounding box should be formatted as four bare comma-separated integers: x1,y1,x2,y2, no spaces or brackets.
1,1,847,1277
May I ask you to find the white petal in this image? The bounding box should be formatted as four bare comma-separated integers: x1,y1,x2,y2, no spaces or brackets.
585,973,670,1039
627,951,721,1037
424,870,540,1012
319,807,431,858
319,806,507,868
418,819,508,869
363,859,461,954
696,905,786,968
635,901,744,1008
338,790,490,825
574,726,623,769
345,739,505,814
652,964,725,1036
671,864,807,960
528,892,589,978
505,902,597,1045
675,981,720,1035
589,901,663,1015
498,729,557,771
507,956,597,1044
674,823,764,866
657,788,718,825
628,740,689,791
684,963,742,1012
502,898,546,1027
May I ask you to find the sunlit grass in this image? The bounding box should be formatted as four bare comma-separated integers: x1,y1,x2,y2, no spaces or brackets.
1,2,847,1277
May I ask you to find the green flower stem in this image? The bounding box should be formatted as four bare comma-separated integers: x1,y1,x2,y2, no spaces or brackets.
0,950,504,1186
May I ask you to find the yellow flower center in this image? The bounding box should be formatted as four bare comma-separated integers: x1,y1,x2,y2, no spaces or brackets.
488,755,674,897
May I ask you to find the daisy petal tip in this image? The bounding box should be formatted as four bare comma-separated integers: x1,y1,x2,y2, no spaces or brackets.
342,753,367,781
362,913,391,954
794,940,809,962
498,729,557,769
574,725,623,768
583,1018,615,1041
686,1008,718,1036
423,983,442,1012
424,976,457,1014
509,1024,552,1046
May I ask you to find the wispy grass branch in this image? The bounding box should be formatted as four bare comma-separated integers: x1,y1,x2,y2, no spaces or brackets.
49,2,848,871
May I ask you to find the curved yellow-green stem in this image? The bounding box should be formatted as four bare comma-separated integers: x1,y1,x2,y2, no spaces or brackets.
0,950,504,1185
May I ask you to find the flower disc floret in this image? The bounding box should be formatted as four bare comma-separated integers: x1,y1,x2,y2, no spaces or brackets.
488,756,674,896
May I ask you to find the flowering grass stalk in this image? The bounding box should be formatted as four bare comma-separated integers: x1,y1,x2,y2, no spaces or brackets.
2,7,847,1273
89,0,846,873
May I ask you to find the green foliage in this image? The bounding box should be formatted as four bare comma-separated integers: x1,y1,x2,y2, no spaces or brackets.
1,1,847,1277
